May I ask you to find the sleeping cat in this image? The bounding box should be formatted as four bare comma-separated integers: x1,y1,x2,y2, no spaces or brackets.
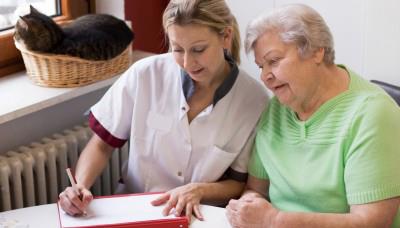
14,6,134,60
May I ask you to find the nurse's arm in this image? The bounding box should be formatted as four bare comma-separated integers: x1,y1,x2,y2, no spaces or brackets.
59,134,114,216
75,134,114,189
242,175,270,200
198,179,246,205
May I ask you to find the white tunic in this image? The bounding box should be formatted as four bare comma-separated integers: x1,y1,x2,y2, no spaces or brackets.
90,53,268,193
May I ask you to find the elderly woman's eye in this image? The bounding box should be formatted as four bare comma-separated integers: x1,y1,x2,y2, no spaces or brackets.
269,58,280,65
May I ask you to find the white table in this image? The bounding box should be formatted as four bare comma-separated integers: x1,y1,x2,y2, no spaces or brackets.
0,203,232,228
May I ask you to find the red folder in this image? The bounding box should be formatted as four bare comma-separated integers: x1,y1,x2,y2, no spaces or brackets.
57,192,188,228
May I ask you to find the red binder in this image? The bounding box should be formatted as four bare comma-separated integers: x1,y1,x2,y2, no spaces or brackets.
57,192,188,228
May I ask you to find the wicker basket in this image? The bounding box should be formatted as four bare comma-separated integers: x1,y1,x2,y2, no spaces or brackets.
14,40,132,88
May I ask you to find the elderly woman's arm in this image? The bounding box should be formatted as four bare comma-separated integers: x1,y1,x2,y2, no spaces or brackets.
226,175,400,228
272,198,399,228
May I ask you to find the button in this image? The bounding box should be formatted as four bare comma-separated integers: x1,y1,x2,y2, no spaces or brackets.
177,171,182,176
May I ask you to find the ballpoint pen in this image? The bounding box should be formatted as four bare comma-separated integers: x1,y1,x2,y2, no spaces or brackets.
66,168,87,216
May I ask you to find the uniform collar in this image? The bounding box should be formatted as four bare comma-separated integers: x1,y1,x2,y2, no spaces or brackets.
180,52,239,106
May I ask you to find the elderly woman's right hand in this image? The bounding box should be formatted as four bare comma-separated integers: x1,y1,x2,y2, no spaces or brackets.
59,184,93,216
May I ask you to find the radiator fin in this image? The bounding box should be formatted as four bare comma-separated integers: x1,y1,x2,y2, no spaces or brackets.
0,123,128,212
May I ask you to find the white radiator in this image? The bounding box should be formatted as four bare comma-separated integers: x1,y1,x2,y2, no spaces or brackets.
0,123,129,212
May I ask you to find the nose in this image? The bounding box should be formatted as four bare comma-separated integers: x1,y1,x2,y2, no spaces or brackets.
183,52,194,69
260,66,273,83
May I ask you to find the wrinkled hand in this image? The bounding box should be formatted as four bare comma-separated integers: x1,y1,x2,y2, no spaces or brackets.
226,195,278,228
58,184,93,216
240,191,265,201
151,183,204,222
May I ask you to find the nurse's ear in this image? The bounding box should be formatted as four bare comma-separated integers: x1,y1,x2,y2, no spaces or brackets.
221,26,233,51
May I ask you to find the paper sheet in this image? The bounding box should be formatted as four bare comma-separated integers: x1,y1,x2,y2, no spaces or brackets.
190,205,231,228
58,193,181,227
58,193,231,228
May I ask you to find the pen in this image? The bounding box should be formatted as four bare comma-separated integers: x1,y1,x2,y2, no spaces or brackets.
66,168,87,215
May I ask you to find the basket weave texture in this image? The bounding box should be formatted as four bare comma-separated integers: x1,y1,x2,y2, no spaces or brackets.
14,40,132,88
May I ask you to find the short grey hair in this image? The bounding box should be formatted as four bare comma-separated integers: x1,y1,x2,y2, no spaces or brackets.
245,4,335,65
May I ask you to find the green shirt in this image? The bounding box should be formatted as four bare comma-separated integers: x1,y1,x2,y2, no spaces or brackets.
249,66,400,227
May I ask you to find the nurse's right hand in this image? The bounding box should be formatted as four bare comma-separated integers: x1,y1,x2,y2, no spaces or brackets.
58,185,93,216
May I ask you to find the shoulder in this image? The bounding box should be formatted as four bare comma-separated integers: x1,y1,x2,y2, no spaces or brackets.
351,92,400,128
232,69,269,115
118,53,179,84
345,67,399,113
331,67,400,137
257,97,285,129
235,68,269,101
131,52,178,72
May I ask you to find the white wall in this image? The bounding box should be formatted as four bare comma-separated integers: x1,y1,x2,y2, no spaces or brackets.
227,0,400,86
96,0,400,86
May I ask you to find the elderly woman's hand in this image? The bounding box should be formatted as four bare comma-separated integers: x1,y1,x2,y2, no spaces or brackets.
58,184,93,216
151,183,204,222
226,195,278,228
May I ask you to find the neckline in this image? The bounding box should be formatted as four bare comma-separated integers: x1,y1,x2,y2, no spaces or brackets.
290,65,352,125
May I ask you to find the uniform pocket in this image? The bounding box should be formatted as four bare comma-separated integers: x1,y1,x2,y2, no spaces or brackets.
192,145,237,182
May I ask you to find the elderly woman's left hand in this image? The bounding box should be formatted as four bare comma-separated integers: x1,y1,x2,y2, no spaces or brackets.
226,195,279,228
151,183,204,222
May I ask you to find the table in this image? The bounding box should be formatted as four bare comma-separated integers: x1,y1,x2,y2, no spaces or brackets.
0,203,232,228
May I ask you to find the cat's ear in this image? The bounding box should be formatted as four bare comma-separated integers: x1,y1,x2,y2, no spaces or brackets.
30,5,40,15
18,16,29,30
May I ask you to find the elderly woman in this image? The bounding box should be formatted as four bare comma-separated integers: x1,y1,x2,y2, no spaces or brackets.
226,4,400,228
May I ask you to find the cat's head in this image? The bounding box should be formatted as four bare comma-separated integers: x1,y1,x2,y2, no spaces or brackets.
14,5,64,52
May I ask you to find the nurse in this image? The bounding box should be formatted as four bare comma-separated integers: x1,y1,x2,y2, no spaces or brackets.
58,0,268,220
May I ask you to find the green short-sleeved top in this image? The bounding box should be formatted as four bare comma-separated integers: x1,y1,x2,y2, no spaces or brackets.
249,66,400,226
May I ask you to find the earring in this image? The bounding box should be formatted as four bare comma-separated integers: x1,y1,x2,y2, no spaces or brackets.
223,48,232,57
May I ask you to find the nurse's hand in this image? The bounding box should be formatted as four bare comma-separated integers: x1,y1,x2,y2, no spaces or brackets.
151,183,204,222
58,184,93,216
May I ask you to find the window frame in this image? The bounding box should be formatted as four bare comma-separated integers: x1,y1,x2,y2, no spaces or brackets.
0,0,95,78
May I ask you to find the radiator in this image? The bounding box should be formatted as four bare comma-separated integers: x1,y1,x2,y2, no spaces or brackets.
0,123,129,212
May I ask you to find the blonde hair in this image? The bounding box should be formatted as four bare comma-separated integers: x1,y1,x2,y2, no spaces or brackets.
163,0,241,63
245,4,335,65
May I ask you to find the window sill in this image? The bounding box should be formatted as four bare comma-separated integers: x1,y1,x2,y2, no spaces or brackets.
0,50,153,125
0,70,119,125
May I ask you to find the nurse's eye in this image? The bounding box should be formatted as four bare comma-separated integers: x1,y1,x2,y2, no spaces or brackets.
172,48,184,53
192,46,206,53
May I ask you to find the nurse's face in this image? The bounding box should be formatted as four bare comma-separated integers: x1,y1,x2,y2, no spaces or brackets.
167,24,230,84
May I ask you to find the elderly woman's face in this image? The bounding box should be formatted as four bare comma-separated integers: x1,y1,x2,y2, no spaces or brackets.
254,32,319,108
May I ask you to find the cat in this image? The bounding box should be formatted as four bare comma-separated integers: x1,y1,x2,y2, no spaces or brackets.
14,6,134,60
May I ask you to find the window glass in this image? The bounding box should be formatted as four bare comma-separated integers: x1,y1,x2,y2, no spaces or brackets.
0,0,59,31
